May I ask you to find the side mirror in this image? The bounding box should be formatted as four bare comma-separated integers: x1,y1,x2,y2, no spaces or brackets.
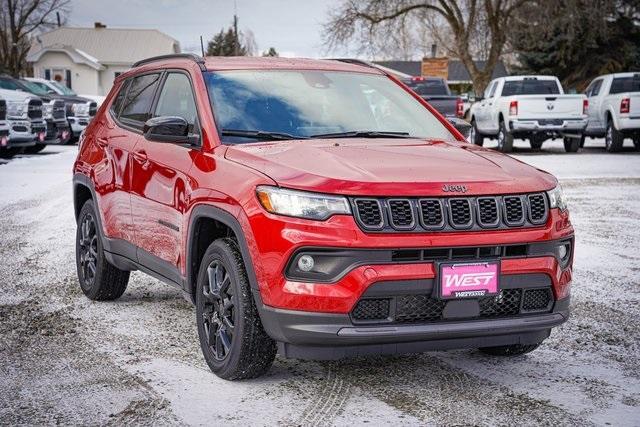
47,89,56,94
449,117,472,138
143,116,199,145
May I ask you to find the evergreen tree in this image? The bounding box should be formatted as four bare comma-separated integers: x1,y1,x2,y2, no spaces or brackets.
206,27,248,56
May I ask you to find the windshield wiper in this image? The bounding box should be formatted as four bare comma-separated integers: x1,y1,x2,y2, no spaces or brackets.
309,130,412,139
221,129,306,141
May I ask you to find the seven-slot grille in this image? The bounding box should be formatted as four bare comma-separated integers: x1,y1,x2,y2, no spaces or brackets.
352,193,548,232
28,99,43,119
0,99,6,120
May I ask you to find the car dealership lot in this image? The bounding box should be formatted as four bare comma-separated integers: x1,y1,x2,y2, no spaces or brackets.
0,140,639,425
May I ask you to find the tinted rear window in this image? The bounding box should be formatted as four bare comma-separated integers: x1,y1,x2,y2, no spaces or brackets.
609,76,640,94
501,79,560,96
119,73,161,125
405,79,450,96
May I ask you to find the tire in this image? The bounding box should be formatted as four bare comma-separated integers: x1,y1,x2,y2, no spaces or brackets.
479,343,541,356
633,135,640,151
23,144,46,154
469,119,484,146
605,119,624,152
75,200,130,300
496,119,514,153
563,136,580,153
196,238,276,380
529,136,545,151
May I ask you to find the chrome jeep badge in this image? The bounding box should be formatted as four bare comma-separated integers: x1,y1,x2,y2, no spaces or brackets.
442,184,468,193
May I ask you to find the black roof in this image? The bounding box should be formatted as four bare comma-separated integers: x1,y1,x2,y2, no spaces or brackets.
374,60,508,82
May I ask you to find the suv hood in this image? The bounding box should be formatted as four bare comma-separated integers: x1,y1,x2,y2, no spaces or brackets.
0,88,39,102
225,138,557,196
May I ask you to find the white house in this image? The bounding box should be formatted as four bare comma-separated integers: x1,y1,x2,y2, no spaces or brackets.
27,24,180,96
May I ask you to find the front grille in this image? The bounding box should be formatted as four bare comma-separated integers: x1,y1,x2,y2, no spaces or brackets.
89,102,97,117
350,193,548,233
354,199,383,229
388,199,414,229
503,196,525,225
28,99,43,119
52,100,66,120
351,298,390,321
0,99,6,121
522,288,552,310
351,287,553,324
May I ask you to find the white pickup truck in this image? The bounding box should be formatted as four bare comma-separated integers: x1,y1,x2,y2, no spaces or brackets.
583,72,640,152
469,75,588,152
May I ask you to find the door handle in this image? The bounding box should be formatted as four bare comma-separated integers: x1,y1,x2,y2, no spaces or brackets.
132,150,147,162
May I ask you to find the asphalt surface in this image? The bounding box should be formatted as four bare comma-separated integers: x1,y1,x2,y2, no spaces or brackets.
0,140,639,426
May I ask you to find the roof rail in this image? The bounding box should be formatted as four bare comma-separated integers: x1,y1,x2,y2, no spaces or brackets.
132,53,206,71
325,58,392,76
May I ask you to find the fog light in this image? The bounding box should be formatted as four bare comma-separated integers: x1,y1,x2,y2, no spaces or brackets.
297,255,315,272
558,244,568,260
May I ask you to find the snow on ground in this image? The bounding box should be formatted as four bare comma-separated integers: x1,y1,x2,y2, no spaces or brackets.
0,139,639,425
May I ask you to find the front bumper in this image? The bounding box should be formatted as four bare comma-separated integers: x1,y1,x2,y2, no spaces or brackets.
68,116,91,136
509,118,587,134
44,119,71,144
6,119,40,145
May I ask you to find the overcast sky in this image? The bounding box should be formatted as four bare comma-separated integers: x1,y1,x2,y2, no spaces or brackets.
67,0,350,58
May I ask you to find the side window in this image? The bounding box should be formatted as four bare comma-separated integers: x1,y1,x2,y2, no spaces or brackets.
489,81,499,98
119,73,161,127
153,73,199,134
484,81,495,99
591,79,603,97
110,79,129,117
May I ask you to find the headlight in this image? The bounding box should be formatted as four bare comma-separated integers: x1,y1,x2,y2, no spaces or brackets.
547,185,567,211
256,186,351,220
6,101,26,117
71,103,90,116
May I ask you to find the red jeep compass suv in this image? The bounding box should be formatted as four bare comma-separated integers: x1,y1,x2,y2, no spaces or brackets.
73,54,574,380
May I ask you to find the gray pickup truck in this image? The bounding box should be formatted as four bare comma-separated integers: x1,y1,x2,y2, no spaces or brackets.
402,77,462,119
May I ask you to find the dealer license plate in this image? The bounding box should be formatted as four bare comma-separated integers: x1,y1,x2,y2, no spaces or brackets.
439,261,500,299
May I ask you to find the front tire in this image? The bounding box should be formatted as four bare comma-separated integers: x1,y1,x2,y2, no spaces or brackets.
76,200,130,300
605,119,624,152
563,136,580,153
196,238,276,380
470,119,484,146
497,119,514,153
479,343,541,356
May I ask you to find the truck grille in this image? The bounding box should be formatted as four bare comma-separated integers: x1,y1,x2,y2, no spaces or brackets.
351,288,553,323
52,100,66,120
28,99,43,119
0,99,6,121
352,193,549,233
89,101,97,117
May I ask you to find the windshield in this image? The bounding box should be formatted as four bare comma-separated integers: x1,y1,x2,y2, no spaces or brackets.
51,80,76,96
19,80,49,96
204,70,454,143
405,79,450,96
610,76,640,94
501,79,560,96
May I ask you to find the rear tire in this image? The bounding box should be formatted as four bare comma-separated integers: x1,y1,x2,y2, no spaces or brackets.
196,238,276,380
479,343,541,356
76,200,129,301
470,119,484,146
563,136,580,153
497,119,514,153
605,119,624,152
23,144,46,154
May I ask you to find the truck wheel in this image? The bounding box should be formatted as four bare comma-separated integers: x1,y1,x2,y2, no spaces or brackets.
470,119,484,146
605,119,624,152
529,136,545,151
479,343,541,356
196,238,276,380
497,120,514,153
563,137,580,153
23,144,47,154
76,200,130,300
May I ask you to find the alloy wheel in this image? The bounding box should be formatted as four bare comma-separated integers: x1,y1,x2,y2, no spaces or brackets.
78,213,98,288
201,260,236,361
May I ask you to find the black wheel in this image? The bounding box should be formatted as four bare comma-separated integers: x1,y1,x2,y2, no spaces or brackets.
529,136,545,151
76,200,129,300
563,136,580,153
496,119,514,153
633,135,639,151
196,238,276,380
23,144,46,154
479,343,541,356
469,119,484,146
0,147,21,159
605,119,624,152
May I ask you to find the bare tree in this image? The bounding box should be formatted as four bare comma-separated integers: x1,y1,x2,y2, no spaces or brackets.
323,0,531,93
0,0,69,76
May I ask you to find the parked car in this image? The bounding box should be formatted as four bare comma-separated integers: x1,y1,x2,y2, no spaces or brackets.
0,75,71,153
24,77,98,141
73,55,574,380
0,88,44,158
403,76,463,119
583,72,640,152
469,76,588,152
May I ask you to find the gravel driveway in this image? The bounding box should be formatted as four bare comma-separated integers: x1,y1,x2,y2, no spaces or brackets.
1,140,639,426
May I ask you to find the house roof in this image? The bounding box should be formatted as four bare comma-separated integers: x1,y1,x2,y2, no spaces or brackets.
28,27,180,66
374,59,508,83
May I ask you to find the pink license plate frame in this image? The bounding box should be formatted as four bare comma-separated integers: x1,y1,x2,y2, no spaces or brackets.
438,260,500,300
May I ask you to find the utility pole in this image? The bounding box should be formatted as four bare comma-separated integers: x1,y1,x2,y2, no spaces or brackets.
56,12,61,27
233,14,239,56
